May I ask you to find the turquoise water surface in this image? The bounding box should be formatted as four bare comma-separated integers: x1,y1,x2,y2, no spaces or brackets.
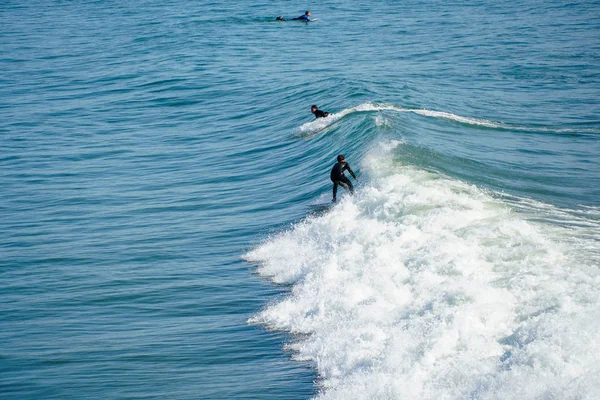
2,1,599,399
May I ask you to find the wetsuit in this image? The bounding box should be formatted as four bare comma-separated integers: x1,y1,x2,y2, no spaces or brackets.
330,161,356,201
293,15,311,21
312,109,329,118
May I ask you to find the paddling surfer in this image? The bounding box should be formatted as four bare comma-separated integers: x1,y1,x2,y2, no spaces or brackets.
276,11,314,22
293,11,312,21
311,105,329,118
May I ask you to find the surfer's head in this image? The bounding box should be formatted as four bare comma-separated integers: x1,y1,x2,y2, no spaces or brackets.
305,11,311,16
337,154,345,162
311,105,318,113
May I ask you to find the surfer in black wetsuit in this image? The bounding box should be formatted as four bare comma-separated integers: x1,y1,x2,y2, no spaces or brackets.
312,105,329,118
330,154,358,202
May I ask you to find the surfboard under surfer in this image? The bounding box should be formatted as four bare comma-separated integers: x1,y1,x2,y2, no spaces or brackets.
330,154,358,202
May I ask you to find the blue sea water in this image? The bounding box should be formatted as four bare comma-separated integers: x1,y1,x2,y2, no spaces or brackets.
1,0,600,399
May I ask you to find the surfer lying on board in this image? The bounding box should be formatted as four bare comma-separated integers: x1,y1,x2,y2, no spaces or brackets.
276,11,315,22
331,154,358,202
293,11,312,21
311,105,329,118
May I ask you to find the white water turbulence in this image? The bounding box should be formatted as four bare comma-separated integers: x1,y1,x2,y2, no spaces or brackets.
245,141,600,400
296,103,600,136
297,103,506,136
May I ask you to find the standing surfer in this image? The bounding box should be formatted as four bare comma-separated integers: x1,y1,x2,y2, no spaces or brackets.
330,154,358,202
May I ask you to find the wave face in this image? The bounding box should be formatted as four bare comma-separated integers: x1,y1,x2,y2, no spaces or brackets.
245,141,600,399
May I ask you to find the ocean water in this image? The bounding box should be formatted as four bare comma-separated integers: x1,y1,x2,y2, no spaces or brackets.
1,0,599,399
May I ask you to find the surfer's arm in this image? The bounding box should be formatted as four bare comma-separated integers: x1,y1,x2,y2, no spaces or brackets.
346,165,357,180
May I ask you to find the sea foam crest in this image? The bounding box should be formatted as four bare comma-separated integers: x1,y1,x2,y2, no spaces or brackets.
297,103,502,135
245,140,600,399
297,103,599,136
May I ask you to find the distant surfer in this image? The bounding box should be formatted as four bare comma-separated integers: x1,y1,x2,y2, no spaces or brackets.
330,154,358,202
293,11,313,21
311,105,329,118
276,11,315,22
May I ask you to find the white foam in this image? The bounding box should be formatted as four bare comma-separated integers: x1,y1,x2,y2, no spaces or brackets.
296,103,502,135
296,102,599,135
374,114,391,127
411,109,503,129
245,140,600,399
297,103,399,135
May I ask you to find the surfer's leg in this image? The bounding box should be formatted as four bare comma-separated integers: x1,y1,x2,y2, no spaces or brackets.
332,181,339,202
336,179,348,190
342,177,354,194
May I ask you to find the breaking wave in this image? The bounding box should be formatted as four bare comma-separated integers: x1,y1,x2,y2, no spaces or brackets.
245,140,600,399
